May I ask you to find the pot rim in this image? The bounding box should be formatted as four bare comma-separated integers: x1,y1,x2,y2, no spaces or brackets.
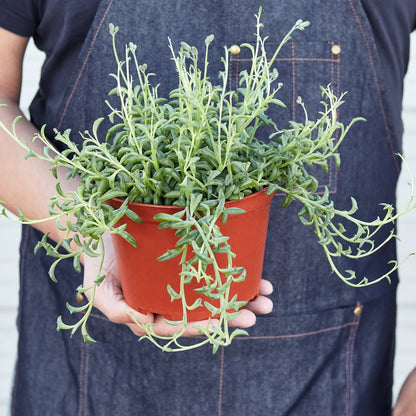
112,187,272,210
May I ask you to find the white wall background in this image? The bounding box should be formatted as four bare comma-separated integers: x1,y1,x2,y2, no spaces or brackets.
0,33,415,414
395,30,416,400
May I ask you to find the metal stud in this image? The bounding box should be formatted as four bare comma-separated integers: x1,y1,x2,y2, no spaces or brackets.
353,302,363,317
230,44,241,55
331,44,341,55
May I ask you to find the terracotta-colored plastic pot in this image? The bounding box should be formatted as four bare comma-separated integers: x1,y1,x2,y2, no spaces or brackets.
108,188,274,321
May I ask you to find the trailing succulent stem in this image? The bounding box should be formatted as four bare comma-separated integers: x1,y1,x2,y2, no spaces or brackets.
1,9,414,351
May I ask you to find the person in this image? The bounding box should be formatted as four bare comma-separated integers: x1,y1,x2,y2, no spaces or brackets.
0,1,415,415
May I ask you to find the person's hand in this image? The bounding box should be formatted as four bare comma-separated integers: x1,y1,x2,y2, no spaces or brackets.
83,232,274,337
393,367,416,416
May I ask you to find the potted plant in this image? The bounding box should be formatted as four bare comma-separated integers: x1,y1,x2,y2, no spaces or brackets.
1,10,414,352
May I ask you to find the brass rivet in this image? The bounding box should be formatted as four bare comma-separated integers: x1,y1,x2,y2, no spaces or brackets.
331,44,341,55
353,302,363,317
76,293,84,303
230,44,241,55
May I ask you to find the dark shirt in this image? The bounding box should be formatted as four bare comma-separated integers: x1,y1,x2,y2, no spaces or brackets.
0,0,101,131
0,1,415,135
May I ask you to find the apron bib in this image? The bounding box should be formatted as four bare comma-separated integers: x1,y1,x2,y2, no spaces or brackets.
13,1,399,414
57,0,400,312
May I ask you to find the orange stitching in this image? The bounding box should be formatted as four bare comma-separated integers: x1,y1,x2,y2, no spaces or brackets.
326,42,335,192
229,56,234,91
218,346,225,416
315,41,341,195
78,341,90,416
87,311,357,341
345,312,361,416
331,42,335,92
84,344,90,416
334,43,341,194
292,42,296,120
229,56,240,92
233,57,340,63
233,320,358,340
78,340,84,416
89,312,110,321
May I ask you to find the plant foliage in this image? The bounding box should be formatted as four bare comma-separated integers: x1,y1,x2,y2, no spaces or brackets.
1,9,414,352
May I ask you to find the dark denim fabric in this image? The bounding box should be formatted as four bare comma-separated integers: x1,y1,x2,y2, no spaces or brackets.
56,0,402,304
13,0,403,414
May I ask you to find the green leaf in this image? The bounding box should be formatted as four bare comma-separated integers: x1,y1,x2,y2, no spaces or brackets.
191,241,213,263
98,189,128,203
224,207,245,216
73,254,82,273
55,219,67,231
81,325,97,343
154,212,184,223
67,302,90,314
232,269,247,282
211,343,220,354
188,298,203,310
92,117,105,138
125,208,142,224
25,150,40,160
164,190,181,200
95,274,106,285
190,193,203,215
229,328,249,341
82,240,99,257
105,123,125,142
176,231,199,247
56,316,73,331
55,182,67,198
348,197,358,214
108,23,119,36
204,301,220,316
48,258,61,282
157,248,182,262
220,266,245,276
73,233,83,248
270,98,286,108
117,230,138,247
167,284,181,301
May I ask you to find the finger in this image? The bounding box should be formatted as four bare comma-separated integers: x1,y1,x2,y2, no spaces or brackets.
106,301,154,326
245,294,273,314
124,307,156,336
126,322,147,337
152,316,220,337
228,308,256,328
259,278,273,296
124,279,274,337
127,314,220,338
91,274,154,325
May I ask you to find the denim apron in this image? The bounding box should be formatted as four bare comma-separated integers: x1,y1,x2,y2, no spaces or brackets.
13,1,400,415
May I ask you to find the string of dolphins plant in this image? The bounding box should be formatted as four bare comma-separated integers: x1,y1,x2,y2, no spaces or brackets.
1,9,414,352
